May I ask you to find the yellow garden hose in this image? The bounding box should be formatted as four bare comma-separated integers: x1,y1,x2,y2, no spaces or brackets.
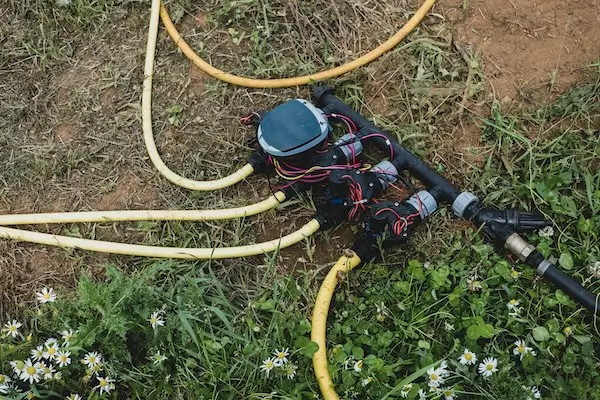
144,0,254,191
311,251,362,400
0,219,319,260
0,191,285,226
159,0,436,88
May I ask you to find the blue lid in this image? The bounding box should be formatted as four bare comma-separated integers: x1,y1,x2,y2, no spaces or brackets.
257,99,330,157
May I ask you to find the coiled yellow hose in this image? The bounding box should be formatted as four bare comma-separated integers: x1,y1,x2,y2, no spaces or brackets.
159,0,437,88
0,192,285,226
311,251,362,400
0,218,320,260
144,0,254,190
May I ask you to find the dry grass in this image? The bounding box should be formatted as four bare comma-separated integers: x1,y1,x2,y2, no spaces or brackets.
0,0,483,315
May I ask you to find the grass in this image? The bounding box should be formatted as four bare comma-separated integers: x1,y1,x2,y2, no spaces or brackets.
1,0,600,399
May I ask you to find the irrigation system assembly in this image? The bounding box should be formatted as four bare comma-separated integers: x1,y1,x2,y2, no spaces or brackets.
1,0,598,398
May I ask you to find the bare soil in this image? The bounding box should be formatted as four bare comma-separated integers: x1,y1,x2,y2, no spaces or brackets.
448,0,600,101
1,0,598,314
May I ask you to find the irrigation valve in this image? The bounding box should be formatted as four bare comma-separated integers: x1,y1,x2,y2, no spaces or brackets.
240,87,599,314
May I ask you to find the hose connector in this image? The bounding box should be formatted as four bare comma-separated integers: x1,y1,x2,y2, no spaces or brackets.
370,160,398,191
406,190,438,219
504,233,536,262
333,133,363,162
452,192,479,218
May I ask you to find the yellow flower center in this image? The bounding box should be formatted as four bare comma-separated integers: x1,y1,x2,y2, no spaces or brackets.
48,348,56,355
431,373,438,380
89,357,96,363
43,293,51,299
518,345,525,353
0,375,5,383
99,379,107,387
509,300,517,305
465,353,472,360
277,353,285,359
486,364,493,371
26,366,36,375
9,326,17,332
61,355,67,361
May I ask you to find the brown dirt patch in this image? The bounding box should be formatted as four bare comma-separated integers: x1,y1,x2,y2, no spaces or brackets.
54,123,80,144
451,0,600,101
95,172,163,211
0,243,76,316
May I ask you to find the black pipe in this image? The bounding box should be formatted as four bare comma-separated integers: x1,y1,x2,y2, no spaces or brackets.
313,86,460,203
312,86,600,316
538,262,599,315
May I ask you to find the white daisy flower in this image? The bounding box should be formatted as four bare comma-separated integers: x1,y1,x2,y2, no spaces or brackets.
507,299,520,310
55,351,71,368
36,287,57,304
0,374,11,385
53,371,62,380
43,342,60,360
60,329,75,345
361,377,373,387
427,367,445,388
526,385,541,399
31,345,45,361
507,299,522,316
444,322,455,332
65,395,82,400
10,360,26,376
513,339,536,360
478,357,498,377
42,364,56,380
3,320,22,339
0,382,19,395
538,226,554,238
466,276,483,292
151,351,167,365
418,388,427,400
56,0,72,6
283,363,298,379
353,360,364,373
83,352,102,368
436,361,449,377
19,359,42,384
95,376,115,395
440,387,454,400
260,357,276,377
44,338,58,347
148,311,165,329
458,348,478,366
400,383,413,398
90,363,104,375
272,348,289,366
587,261,600,279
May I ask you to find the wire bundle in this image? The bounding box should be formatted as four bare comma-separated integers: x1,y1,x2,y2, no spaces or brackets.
374,194,423,236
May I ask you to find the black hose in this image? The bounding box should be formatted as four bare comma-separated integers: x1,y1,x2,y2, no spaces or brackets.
542,264,599,314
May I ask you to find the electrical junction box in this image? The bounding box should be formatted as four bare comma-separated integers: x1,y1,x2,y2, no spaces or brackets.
257,99,331,158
